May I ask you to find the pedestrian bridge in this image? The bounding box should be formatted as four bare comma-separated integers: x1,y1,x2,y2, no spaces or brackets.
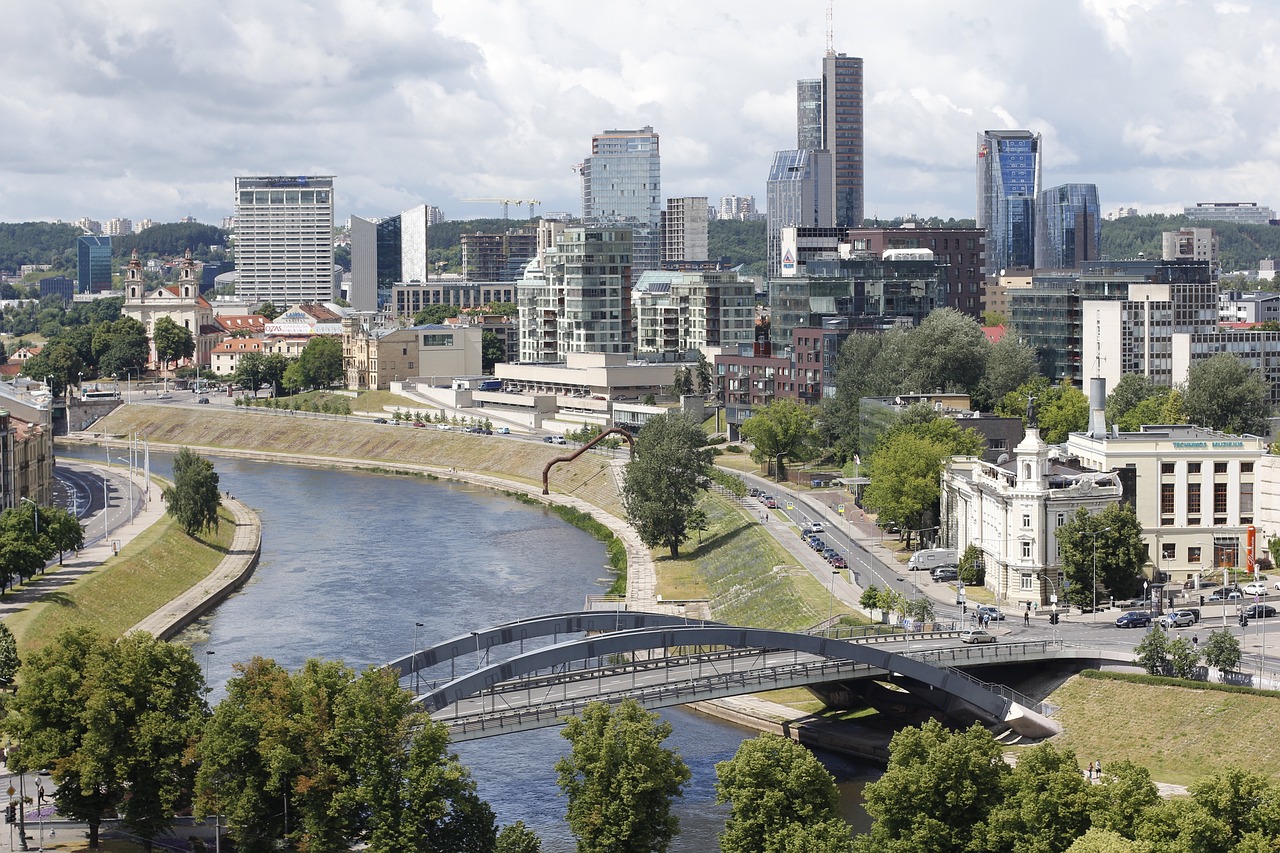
386,611,1133,743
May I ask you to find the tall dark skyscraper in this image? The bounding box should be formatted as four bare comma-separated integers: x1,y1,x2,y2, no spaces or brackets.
976,130,1042,275
822,53,864,229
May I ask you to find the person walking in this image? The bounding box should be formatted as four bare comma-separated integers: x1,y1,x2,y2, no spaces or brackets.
1024,608,1030,627
1087,761,1094,780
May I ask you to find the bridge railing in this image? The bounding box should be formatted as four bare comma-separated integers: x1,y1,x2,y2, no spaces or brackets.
902,640,1064,716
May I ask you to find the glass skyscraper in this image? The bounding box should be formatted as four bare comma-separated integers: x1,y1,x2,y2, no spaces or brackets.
349,204,431,312
1034,183,1101,270
581,127,661,274
796,78,823,150
976,130,1041,275
766,149,833,278
823,54,864,229
77,235,112,293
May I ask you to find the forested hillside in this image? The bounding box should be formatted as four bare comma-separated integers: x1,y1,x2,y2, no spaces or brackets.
1100,214,1280,272
113,223,229,261
0,222,83,273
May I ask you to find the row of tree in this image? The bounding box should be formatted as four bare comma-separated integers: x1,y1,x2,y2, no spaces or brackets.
0,500,83,592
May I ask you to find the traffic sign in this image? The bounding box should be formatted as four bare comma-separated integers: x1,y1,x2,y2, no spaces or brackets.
837,504,845,514
5,786,12,797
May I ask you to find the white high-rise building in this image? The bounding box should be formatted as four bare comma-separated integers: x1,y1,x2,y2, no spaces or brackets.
233,176,336,305
582,126,661,273
661,197,709,263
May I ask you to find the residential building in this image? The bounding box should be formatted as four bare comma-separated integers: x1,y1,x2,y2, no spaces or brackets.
210,337,267,376
632,269,755,358
1034,184,1101,270
766,149,833,277
820,52,865,229
77,235,112,293
1219,291,1280,324
717,195,758,221
391,281,518,319
103,218,132,237
233,175,336,305
74,218,101,235
0,412,54,506
845,225,986,318
581,126,661,273
1183,202,1276,226
717,342,794,439
1260,258,1278,282
343,315,482,390
660,198,709,264
977,130,1041,276
349,204,431,312
122,249,223,369
516,226,633,363
1162,227,1218,267
461,230,537,282
791,325,850,404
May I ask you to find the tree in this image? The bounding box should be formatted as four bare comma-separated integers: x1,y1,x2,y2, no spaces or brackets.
556,700,691,853
997,377,1089,443
234,351,266,393
497,822,543,853
1189,770,1277,843
1200,629,1242,674
19,340,82,394
91,316,150,377
0,532,47,589
0,621,18,686
979,743,1092,853
904,308,990,396
1167,636,1200,678
1134,628,1171,675
413,304,460,326
740,399,819,478
1065,828,1154,852
977,335,1039,411
715,733,843,853
39,504,84,564
1105,374,1158,428
162,447,221,536
482,331,506,372
1134,797,1231,853
859,720,1009,853
621,413,712,558
958,544,986,586
1056,505,1146,608
695,351,713,396
294,336,344,390
261,352,290,396
1184,353,1271,435
1088,759,1161,839
152,316,195,371
254,301,282,320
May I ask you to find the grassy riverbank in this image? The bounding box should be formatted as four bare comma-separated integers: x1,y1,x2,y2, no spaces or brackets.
5,505,235,655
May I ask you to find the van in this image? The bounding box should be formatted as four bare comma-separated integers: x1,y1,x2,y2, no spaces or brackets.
907,548,958,573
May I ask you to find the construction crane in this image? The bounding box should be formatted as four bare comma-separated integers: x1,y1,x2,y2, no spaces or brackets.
459,198,541,219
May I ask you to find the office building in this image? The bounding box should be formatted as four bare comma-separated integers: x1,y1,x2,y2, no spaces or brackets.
977,130,1041,275
233,175,336,305
462,230,537,282
581,126,662,273
77,235,112,293
1162,227,1218,267
1183,202,1276,225
349,203,432,313
766,149,833,277
1219,291,1280,324
391,281,518,319
1034,184,1101,270
660,198,709,264
797,78,823,150
821,53,864,228
846,225,986,318
517,226,633,363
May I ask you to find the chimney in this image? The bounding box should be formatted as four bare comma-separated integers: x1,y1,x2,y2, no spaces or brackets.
1087,377,1107,438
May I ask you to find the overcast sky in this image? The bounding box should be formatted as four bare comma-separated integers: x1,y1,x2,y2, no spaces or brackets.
3,0,1277,228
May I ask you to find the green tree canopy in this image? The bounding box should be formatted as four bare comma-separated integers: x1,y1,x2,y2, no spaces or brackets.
482,330,506,372
998,376,1089,443
622,412,712,557
740,398,819,475
977,334,1039,411
162,447,222,536
979,742,1093,853
0,621,18,685
1200,628,1242,673
1088,759,1160,839
254,301,282,320
905,307,991,395
413,304,461,326
19,340,83,395
293,336,344,390
152,315,195,369
496,821,543,853
91,315,150,377
556,700,691,853
1056,504,1147,608
715,733,844,853
1184,352,1271,435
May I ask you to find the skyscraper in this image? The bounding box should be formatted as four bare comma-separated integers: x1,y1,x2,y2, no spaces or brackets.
76,235,112,293
661,197,709,264
766,149,833,278
349,204,431,312
581,126,662,273
1034,184,1101,270
233,175,336,306
822,53,864,229
796,78,823,150
977,131,1041,275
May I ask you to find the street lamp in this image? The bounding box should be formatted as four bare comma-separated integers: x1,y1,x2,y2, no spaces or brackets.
204,650,215,694
1090,527,1111,623
828,569,840,637
412,622,424,695
18,497,38,536
114,457,135,522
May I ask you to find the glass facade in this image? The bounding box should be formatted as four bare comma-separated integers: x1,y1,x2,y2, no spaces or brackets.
823,54,864,228
1034,183,1101,270
977,131,1041,275
582,127,661,274
77,235,112,293
796,78,823,150
766,149,833,278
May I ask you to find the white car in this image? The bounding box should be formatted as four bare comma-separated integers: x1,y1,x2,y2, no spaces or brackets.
1243,582,1268,597
959,629,996,645
810,522,825,534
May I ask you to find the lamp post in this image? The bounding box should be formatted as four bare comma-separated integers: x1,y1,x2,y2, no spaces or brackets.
828,569,840,638
114,457,135,523
204,650,215,694
1090,527,1111,624
413,622,424,695
18,497,37,536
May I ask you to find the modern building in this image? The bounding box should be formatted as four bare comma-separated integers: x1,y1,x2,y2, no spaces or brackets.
717,342,794,438
845,225,986,318
233,175,336,305
581,126,662,273
1162,227,1218,267
631,269,755,358
1183,202,1276,226
461,230,537,282
349,204,431,312
821,53,864,229
977,130,1042,276
391,281,518,319
1034,184,1101,270
38,276,75,302
660,198,709,264
77,235,112,293
1219,291,1280,324
796,78,823,150
766,149,833,278
517,226,633,363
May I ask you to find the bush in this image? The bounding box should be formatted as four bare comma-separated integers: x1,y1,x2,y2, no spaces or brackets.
958,544,985,586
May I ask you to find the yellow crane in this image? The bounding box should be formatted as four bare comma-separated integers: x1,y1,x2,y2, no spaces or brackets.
459,198,541,219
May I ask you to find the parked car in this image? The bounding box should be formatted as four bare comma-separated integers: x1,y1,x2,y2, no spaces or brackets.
412,421,427,428
975,605,1005,622
497,426,511,434
764,497,779,509
1243,582,1269,597
196,396,210,404
1160,610,1196,628
809,537,827,552
372,418,388,424
1244,603,1278,619
800,524,814,537
822,548,839,563
747,487,761,498
1114,611,1153,628
830,555,848,569
959,629,997,645
810,522,825,534
933,567,959,583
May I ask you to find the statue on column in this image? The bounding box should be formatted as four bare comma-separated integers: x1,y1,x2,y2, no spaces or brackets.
1025,393,1038,428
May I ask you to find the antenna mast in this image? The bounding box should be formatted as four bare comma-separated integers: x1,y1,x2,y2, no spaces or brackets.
825,0,834,56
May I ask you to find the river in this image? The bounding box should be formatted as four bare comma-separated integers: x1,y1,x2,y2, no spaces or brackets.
60,448,875,850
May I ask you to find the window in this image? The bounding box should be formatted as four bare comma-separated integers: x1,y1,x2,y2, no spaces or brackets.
1161,543,1176,561
1241,482,1254,514
1188,546,1202,564
1187,462,1201,474
1242,461,1254,474
1021,541,1032,559
1022,513,1031,528
1214,461,1228,474
1187,483,1201,515
1161,462,1175,475
1214,482,1228,521
1056,512,1065,527
1021,573,1033,590
1161,483,1175,521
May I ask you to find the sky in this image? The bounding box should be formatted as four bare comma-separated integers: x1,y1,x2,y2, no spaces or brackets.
3,0,1279,228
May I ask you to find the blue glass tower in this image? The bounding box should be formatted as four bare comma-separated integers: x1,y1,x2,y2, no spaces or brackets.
1034,183,1101,270
977,130,1041,275
77,235,112,293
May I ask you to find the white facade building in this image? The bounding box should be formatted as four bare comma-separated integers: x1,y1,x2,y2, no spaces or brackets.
233,175,336,305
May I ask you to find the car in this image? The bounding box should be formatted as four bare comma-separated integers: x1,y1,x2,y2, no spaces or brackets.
438,424,452,431
196,396,210,404
412,421,427,428
933,568,959,582
747,487,761,498
372,418,388,424
1244,603,1278,619
809,537,826,552
800,524,814,537
1114,611,1153,628
810,522,825,534
959,629,997,644
822,548,839,562
975,605,1005,622
830,555,848,569
497,426,511,434
1243,582,1269,597
1273,580,1280,591
1160,610,1196,628
763,497,779,509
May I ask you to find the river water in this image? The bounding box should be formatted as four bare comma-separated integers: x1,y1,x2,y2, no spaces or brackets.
61,448,875,849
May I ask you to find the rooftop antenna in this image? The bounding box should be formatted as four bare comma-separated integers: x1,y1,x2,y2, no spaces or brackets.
826,0,834,56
